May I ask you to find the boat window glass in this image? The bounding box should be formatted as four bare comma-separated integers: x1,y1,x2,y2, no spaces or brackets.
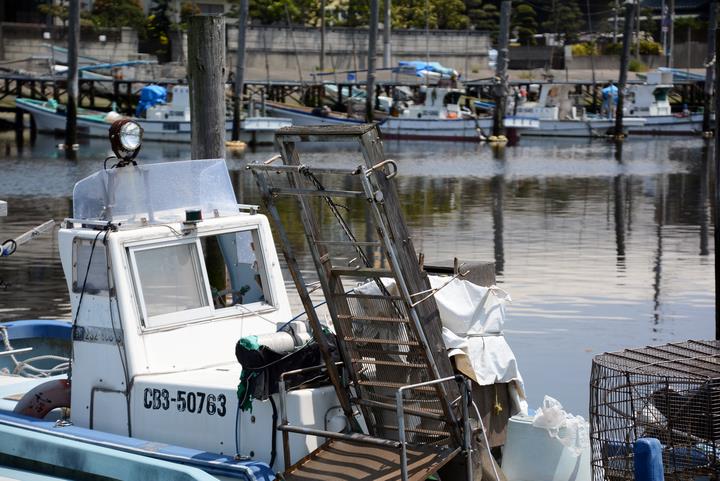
129,241,211,327
72,238,110,294
200,229,273,310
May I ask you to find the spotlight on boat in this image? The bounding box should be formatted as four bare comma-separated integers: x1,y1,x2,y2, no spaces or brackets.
109,119,143,167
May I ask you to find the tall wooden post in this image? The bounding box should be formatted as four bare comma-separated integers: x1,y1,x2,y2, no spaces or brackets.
702,3,717,135
232,1,248,141
366,0,379,122
715,26,720,340
383,0,391,68
320,0,326,70
667,0,674,67
188,15,226,160
492,0,511,137
65,0,80,160
614,0,636,139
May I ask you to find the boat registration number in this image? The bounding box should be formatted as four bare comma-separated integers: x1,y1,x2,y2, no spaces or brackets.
142,388,228,417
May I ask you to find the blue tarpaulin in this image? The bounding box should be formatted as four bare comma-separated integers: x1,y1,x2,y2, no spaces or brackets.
135,85,166,117
395,61,458,79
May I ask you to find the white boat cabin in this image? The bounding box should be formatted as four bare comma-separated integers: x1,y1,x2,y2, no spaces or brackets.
626,71,673,117
513,84,588,121
400,87,469,119
60,159,337,465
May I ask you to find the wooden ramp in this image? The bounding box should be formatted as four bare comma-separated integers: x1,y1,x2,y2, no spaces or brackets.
283,440,460,481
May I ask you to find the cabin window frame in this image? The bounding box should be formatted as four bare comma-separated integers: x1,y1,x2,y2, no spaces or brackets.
72,237,112,295
127,238,214,330
197,226,277,317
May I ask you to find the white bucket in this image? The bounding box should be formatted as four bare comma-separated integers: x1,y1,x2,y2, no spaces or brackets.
502,413,592,481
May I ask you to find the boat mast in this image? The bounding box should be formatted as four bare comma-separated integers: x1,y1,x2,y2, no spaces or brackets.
614,0,636,139
492,0,511,137
366,0,379,122
232,0,248,142
65,0,79,160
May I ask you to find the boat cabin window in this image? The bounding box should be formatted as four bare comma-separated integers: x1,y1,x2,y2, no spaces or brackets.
127,228,273,330
201,230,270,310
129,241,212,328
72,238,110,294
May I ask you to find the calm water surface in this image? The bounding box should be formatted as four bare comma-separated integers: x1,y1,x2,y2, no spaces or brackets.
0,131,714,416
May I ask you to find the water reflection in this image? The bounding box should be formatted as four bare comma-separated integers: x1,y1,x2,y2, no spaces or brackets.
0,132,714,414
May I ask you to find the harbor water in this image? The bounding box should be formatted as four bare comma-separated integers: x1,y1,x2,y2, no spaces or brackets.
0,131,714,416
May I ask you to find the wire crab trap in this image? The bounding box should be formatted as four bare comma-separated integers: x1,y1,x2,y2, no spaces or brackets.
590,340,720,481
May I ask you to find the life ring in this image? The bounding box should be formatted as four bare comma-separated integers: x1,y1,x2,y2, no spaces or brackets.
13,378,71,418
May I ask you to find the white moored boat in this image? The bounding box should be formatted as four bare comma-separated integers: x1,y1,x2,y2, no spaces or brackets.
514,83,646,137
15,85,291,144
625,71,706,135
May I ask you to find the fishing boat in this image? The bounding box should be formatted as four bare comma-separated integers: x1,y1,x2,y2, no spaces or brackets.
512,83,646,138
14,85,291,144
266,88,538,142
625,71,706,135
0,121,595,481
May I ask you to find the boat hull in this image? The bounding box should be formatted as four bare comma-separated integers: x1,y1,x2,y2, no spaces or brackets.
522,118,646,138
626,114,704,135
16,99,289,144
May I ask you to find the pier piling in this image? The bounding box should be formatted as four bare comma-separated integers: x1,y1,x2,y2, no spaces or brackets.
614,0,636,139
65,0,80,160
188,15,226,160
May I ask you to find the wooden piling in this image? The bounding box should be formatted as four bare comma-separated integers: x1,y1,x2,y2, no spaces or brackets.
188,15,226,160
232,0,248,142
703,2,717,135
715,26,720,340
492,0,511,138
614,0,636,139
366,0,379,122
65,0,80,160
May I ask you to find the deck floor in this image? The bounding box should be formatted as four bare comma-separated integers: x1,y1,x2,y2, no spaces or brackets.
283,439,459,481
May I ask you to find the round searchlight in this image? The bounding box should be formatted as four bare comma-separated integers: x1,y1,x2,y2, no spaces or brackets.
109,119,144,166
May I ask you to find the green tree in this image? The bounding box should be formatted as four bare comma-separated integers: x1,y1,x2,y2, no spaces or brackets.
469,2,499,39
39,1,70,26
229,0,319,25
146,0,174,62
540,0,583,44
435,0,469,29
512,2,537,45
91,0,146,31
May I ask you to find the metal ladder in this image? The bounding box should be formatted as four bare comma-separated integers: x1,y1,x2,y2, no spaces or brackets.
248,124,472,481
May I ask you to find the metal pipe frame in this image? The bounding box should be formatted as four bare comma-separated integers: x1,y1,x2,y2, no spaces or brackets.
247,162,363,176
278,362,345,470
395,375,469,481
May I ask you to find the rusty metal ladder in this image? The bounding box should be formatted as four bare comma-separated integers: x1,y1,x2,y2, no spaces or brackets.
248,124,473,481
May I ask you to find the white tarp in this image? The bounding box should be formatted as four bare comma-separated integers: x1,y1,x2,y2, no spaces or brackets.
354,276,527,413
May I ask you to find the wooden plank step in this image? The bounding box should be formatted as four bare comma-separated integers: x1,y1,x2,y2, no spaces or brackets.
269,187,365,198
332,266,395,277
356,380,436,392
282,439,460,481
350,358,425,369
338,314,409,324
357,399,446,421
378,425,452,438
344,337,419,346
343,293,404,301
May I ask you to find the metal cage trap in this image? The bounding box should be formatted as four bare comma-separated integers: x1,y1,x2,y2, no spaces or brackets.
590,340,720,481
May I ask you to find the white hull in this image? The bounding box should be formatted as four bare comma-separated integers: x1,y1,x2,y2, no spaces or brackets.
266,103,541,141
523,118,646,138
626,113,704,135
16,99,289,144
